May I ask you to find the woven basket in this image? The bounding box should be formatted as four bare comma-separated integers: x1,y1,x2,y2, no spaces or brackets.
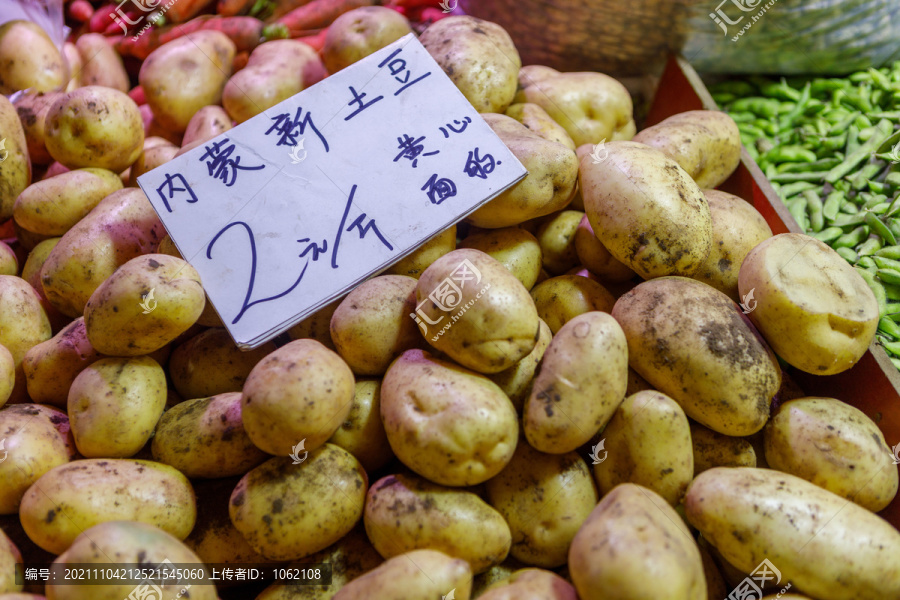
459,0,699,76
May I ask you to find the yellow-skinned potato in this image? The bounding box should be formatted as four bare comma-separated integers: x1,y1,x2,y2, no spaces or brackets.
387,225,456,278
84,254,205,356
223,40,325,123
416,248,539,373
14,168,123,236
685,467,900,600
330,275,421,376
535,210,583,274
181,105,233,147
691,190,773,299
739,233,879,375
0,404,72,514
242,339,355,456
697,543,729,600
573,215,636,283
22,318,101,407
488,318,551,411
0,275,51,402
0,242,16,276
229,447,367,561
20,459,196,554
328,380,394,473
0,21,64,94
12,221,51,253
322,6,412,73
128,143,179,187
381,349,518,486
612,277,781,436
169,328,275,399
632,110,741,189
690,421,756,475
524,312,627,454
21,238,59,291
0,528,23,594
504,103,576,150
530,274,614,334
469,115,577,228
521,72,635,146
332,549,472,600
154,234,224,327
62,40,81,91
479,569,578,600
764,397,898,512
73,34,129,93
517,65,560,92
420,16,520,113
67,356,166,458
152,392,269,478
569,483,706,600
44,520,216,600
44,86,144,172
581,141,712,279
592,390,693,506
140,31,235,131
458,227,542,291
472,560,528,598
365,473,511,573
288,298,341,350
0,344,13,408
14,91,59,165
485,442,597,568
0,95,31,221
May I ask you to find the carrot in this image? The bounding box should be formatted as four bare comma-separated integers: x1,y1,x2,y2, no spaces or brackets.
89,4,118,33
232,50,250,71
114,15,280,59
266,0,315,21
217,0,256,16
165,0,217,24
67,0,95,23
294,27,327,51
128,85,146,105
276,0,377,35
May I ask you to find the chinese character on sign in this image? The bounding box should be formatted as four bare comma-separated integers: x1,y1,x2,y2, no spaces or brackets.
421,174,457,205
266,107,329,151
394,134,439,168
199,139,265,187
345,86,384,121
463,147,498,179
156,173,197,213
378,48,432,96
439,116,472,138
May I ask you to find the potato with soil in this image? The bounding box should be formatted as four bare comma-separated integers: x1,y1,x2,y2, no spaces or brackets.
22,318,101,407
73,33,129,93
288,298,341,350
229,446,367,561
530,274,615,334
332,549,472,600
0,242,16,277
0,275,51,402
0,527,23,594
13,91,58,167
458,227,542,290
381,349,518,486
488,318,552,411
0,345,13,408
0,21,64,94
327,380,394,473
0,95,31,221
387,225,456,279
535,210,583,274
128,142,179,187
323,6,412,73
181,105,233,147
14,168,122,236
612,277,781,436
505,103,576,150
573,215,636,282
739,233,879,375
478,569,578,600
690,421,756,474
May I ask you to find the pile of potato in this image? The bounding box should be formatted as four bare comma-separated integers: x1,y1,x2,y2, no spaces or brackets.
0,9,899,600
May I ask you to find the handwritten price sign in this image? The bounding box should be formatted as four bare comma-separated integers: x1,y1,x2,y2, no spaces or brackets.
137,34,526,349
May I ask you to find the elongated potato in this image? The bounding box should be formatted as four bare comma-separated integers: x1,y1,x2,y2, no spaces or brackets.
0,344,13,408
0,527,23,594
0,21,64,94
458,227,543,291
0,95,31,221
690,421,756,475
685,467,900,600
479,569,577,600
505,103,576,150
14,91,59,166
530,274,615,334
14,168,123,235
524,312,627,454
73,33,129,93
22,318,102,407
0,275,51,402
535,211,583,274
332,549,472,600
488,318,552,411
573,215,636,283
328,380,394,473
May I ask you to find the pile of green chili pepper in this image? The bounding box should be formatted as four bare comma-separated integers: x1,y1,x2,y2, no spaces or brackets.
710,63,900,371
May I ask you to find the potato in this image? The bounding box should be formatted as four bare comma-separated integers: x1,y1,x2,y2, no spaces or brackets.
488,318,552,411
468,115,577,228
504,103,576,150
478,569,577,600
21,238,59,292
169,328,275,399
223,40,325,124
0,95,31,221
764,397,898,512
524,312,627,454
73,34,129,93
632,110,742,189
415,248,539,373
472,560,528,598
152,392,269,478
573,215,635,283
181,105,233,147
0,528,23,594
44,520,216,600
22,318,101,407
530,274,614,334
241,339,355,456
0,242,15,276
288,298,341,349
330,275,421,376
0,404,72,515
381,349,518,486
521,72,635,146
14,168,123,236
20,459,196,554
458,227,542,290
612,277,781,436
365,473,511,573
592,390,693,505
535,211,583,274
387,225,456,278
62,40,81,91
690,421,756,475
0,345,13,408
323,6,412,73
685,467,900,600
569,483,706,600
0,21,64,94
154,234,224,327
516,65,560,91
128,143,179,187
140,31,235,131
485,442,597,568
419,16,520,113
328,380,393,473
698,543,729,600
44,86,144,172
229,446,367,561
14,91,59,165
690,190,773,299
581,141,712,279
739,233,879,375
0,275,51,402
332,549,472,600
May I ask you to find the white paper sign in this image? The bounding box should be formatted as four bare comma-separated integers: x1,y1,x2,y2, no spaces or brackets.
137,34,526,349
